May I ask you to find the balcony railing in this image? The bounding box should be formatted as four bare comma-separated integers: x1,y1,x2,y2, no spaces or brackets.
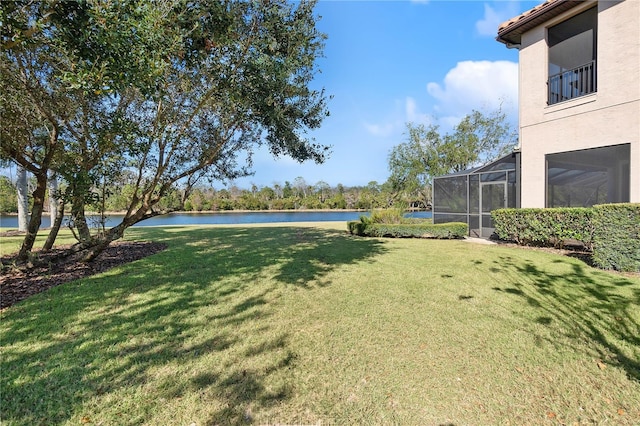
548,61,597,105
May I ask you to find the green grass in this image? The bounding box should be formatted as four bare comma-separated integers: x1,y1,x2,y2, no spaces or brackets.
1,223,639,425
0,227,80,257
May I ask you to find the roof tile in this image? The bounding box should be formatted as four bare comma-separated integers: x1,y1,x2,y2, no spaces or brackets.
497,0,586,45
498,0,560,33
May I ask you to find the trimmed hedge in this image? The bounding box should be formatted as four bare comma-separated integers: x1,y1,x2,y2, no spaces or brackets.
592,203,640,272
493,204,640,272
348,219,467,239
347,219,368,236
492,208,594,248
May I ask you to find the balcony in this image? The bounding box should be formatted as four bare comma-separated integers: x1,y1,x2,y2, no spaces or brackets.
548,61,596,105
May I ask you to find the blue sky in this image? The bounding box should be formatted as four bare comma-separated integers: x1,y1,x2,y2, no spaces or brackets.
231,0,541,189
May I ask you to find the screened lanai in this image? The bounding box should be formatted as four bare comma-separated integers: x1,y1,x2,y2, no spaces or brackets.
546,143,630,207
433,153,520,238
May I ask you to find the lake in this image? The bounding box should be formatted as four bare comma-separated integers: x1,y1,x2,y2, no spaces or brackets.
0,210,432,229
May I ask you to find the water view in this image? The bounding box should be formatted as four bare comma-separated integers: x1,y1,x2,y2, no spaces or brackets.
0,210,432,229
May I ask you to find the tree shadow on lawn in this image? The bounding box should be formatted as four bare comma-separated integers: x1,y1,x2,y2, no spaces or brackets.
1,226,388,425
492,255,640,382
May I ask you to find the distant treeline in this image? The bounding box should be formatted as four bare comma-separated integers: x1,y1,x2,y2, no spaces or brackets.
0,175,428,214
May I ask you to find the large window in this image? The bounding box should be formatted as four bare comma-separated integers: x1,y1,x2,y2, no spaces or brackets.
547,7,597,105
546,144,630,207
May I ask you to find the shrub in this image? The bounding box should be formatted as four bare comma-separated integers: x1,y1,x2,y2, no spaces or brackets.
347,216,370,236
348,208,466,239
591,203,640,272
492,208,594,248
365,222,467,239
369,208,404,224
493,204,640,272
347,217,467,240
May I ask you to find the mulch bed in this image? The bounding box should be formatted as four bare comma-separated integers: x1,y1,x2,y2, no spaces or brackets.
0,241,167,310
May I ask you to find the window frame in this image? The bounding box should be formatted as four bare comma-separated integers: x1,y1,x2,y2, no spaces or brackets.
546,6,598,105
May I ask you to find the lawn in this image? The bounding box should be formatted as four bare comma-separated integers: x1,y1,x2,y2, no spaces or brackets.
1,223,639,425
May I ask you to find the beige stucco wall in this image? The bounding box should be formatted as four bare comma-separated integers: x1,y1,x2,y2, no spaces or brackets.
517,0,640,207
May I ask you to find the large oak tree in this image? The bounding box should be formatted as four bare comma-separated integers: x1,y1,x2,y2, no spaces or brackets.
1,0,330,262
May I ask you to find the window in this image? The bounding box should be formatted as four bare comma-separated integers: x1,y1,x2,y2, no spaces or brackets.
547,7,597,105
546,144,630,207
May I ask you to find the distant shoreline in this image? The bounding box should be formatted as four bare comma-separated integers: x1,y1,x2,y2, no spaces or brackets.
0,207,432,217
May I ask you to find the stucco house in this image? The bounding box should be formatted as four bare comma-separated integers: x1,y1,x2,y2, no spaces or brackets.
433,0,639,237
497,0,639,208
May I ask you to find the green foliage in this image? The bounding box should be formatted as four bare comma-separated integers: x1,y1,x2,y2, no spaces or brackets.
493,204,640,272
364,222,467,239
270,197,297,210
492,208,594,248
156,188,183,212
149,180,405,212
0,175,17,212
369,207,404,224
348,214,466,239
592,203,640,272
2,0,332,259
347,217,369,236
387,108,517,207
326,193,347,209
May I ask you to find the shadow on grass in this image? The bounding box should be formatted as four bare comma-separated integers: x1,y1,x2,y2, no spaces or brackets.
493,255,640,382
1,226,387,425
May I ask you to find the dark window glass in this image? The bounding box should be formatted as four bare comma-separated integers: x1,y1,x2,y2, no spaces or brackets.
548,7,597,104
546,144,630,207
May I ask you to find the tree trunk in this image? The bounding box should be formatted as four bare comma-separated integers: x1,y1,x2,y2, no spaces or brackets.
16,171,47,262
48,171,59,225
80,207,152,262
42,199,65,251
61,182,165,262
71,195,92,242
16,165,28,232
180,187,192,211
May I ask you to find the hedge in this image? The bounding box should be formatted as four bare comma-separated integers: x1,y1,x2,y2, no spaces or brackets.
348,220,468,239
347,220,368,236
492,207,594,248
493,204,640,272
591,203,640,272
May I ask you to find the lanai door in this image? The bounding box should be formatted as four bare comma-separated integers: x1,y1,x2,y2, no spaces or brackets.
480,182,506,238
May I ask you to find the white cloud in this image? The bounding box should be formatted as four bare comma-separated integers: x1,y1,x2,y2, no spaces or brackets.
361,59,518,143
475,1,521,37
363,97,433,138
363,121,395,138
426,60,518,124
405,97,431,124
